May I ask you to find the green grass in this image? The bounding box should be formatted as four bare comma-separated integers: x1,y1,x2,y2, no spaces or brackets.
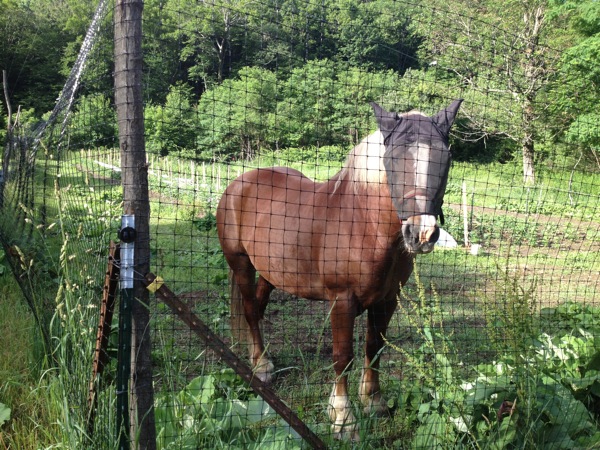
0,256,58,449
1,285,115,448
92,149,599,447
448,161,600,220
0,242,116,448
3,146,599,448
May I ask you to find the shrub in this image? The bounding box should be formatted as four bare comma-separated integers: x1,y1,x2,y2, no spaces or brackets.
146,83,199,157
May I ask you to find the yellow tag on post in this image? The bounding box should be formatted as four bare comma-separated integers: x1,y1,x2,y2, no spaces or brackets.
146,275,164,293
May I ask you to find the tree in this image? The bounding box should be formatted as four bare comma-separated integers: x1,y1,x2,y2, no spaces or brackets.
142,0,185,103
411,0,565,184
69,93,117,148
166,0,256,88
0,0,71,115
328,0,421,72
197,67,279,160
145,84,199,157
548,0,600,169
278,60,338,147
280,61,403,148
248,0,336,73
517,2,552,184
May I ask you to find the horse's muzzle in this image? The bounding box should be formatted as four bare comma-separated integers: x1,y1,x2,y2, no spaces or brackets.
402,216,440,254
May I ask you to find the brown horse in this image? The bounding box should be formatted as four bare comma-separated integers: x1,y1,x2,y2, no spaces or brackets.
216,100,462,440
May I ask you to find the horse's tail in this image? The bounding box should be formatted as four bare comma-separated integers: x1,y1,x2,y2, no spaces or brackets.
229,269,251,354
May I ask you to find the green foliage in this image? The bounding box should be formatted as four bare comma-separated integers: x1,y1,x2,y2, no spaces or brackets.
0,0,72,114
390,264,600,449
69,93,117,149
544,301,600,333
331,0,420,71
0,252,63,448
146,83,199,157
193,212,217,231
263,145,349,165
196,60,405,159
483,262,538,356
197,67,279,160
547,1,600,164
7,0,600,174
565,112,600,150
279,60,398,148
390,269,467,448
0,402,10,426
154,370,302,449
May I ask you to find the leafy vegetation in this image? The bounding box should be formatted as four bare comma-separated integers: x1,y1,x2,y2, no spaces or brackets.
154,369,303,449
3,0,600,179
385,266,600,449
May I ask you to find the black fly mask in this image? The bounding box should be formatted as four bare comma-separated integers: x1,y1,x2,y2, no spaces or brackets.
371,100,463,224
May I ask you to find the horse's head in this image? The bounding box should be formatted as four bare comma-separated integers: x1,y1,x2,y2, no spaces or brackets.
371,99,463,254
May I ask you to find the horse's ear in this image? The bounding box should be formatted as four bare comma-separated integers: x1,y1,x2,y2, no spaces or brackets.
371,102,400,139
432,99,463,135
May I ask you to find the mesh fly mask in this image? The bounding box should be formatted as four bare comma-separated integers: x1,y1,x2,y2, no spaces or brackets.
371,100,463,224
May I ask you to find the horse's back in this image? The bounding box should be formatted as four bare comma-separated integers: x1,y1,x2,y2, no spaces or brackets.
218,166,314,213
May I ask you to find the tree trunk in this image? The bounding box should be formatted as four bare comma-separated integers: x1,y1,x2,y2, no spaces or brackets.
519,4,545,185
522,137,535,185
521,94,536,185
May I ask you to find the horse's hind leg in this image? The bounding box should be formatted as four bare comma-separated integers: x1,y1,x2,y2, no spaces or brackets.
360,299,397,415
250,275,275,382
255,275,274,320
230,256,274,383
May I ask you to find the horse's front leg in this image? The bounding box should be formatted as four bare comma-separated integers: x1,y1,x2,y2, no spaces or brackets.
327,294,360,441
360,299,397,415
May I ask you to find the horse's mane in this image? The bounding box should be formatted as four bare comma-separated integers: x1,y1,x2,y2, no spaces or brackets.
333,110,426,194
332,130,386,194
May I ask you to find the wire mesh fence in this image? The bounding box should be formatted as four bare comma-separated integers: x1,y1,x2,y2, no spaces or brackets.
1,0,600,448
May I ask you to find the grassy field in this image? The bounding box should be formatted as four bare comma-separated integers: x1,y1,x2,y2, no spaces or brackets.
1,148,599,448
133,151,600,447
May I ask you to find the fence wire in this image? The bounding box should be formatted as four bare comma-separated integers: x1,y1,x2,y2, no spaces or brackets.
1,0,599,448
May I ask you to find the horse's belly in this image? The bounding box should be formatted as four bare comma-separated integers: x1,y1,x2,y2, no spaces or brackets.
241,208,325,296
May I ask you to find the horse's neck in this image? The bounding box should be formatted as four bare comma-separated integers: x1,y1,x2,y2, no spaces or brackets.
333,178,400,232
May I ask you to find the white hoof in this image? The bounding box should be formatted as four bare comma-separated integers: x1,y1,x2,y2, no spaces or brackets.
253,356,274,384
328,388,359,441
331,425,360,442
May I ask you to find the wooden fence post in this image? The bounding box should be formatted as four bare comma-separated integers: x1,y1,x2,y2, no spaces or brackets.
114,0,156,448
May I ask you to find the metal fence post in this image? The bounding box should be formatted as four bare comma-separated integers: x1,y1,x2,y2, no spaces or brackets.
116,216,135,449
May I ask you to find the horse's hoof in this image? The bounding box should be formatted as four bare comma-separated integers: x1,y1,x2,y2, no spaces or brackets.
363,401,390,417
328,391,359,442
362,395,391,417
363,403,390,417
332,427,360,442
254,358,274,384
